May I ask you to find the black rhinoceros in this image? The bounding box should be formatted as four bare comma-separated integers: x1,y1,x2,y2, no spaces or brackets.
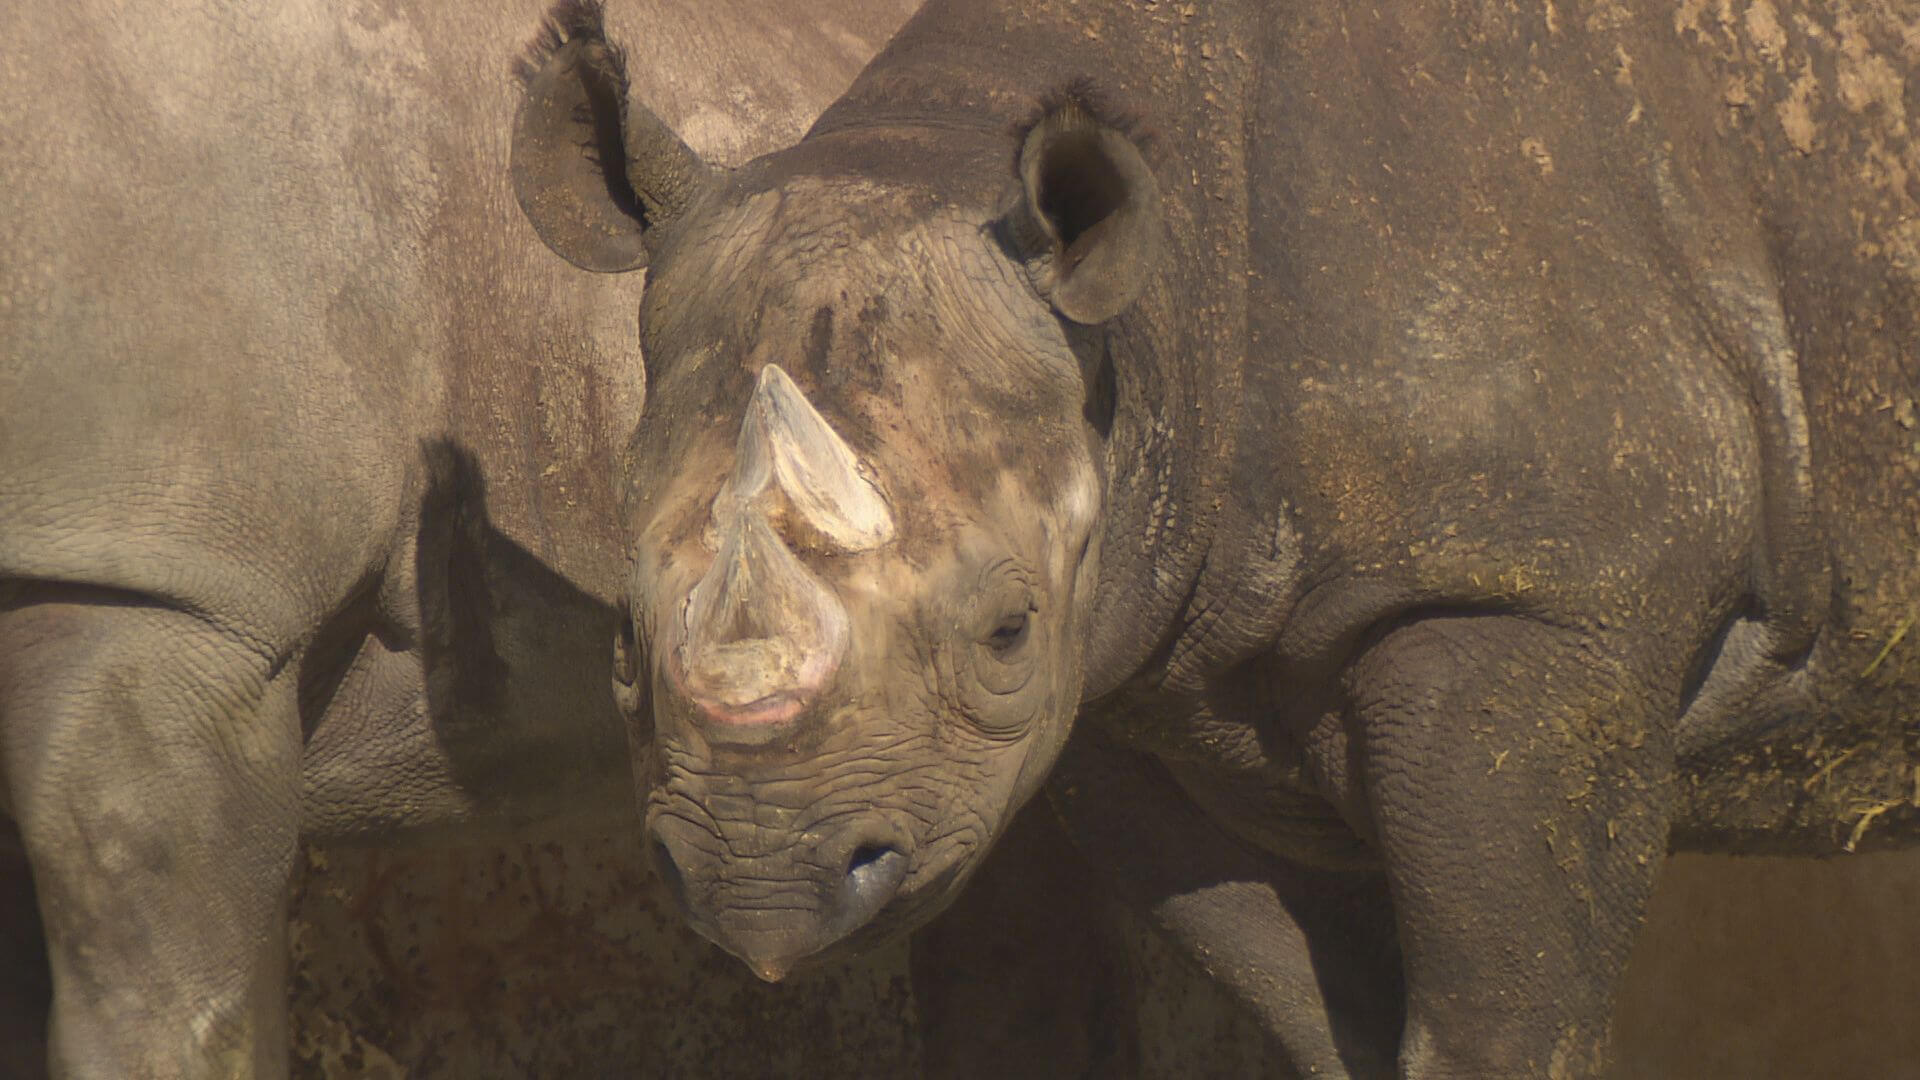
0,0,918,1074
512,0,1920,1075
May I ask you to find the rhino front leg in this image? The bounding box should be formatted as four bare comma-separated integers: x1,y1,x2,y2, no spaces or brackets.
1049,731,1405,1079
1348,614,1675,1079
0,594,302,1079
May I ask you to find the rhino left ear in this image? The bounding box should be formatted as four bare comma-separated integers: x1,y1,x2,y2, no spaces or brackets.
511,0,712,272
1015,89,1165,325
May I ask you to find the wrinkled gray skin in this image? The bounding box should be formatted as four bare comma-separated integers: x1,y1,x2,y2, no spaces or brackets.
0,0,919,1075
517,0,1920,1076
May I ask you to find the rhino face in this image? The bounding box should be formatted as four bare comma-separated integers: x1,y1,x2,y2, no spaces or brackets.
622,183,1108,978
510,7,1162,978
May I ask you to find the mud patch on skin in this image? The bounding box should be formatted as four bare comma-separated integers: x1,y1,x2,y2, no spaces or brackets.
1674,1,1920,274
1744,0,1790,67
1775,60,1820,154
1834,18,1907,116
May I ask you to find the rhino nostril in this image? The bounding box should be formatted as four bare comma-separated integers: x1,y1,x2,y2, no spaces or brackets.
847,842,895,877
837,841,908,916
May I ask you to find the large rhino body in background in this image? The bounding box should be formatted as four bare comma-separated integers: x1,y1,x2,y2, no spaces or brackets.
0,0,917,1074
513,0,1920,1076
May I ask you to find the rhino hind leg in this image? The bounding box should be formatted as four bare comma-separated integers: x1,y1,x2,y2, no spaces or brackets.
0,591,302,1079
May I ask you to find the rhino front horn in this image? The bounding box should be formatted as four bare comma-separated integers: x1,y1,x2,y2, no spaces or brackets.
707,364,895,555
675,365,892,737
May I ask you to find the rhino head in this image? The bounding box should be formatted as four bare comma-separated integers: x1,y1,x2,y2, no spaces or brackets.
511,3,1162,980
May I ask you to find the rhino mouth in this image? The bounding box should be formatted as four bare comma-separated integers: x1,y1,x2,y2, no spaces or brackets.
696,691,808,728
662,643,823,734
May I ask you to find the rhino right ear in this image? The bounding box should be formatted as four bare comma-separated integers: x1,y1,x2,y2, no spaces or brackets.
511,0,713,272
1012,83,1165,325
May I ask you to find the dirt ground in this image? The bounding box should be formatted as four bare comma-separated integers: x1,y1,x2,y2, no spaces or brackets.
281,832,1920,1079
5,828,1920,1077
1610,850,1920,1079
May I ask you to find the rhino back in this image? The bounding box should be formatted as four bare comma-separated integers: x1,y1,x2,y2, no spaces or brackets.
1714,4,1920,735
1214,3,1918,845
1236,4,1919,846
0,0,452,648
1635,3,1920,845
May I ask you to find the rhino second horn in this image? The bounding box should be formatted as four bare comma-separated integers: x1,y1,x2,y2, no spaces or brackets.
680,511,850,719
708,364,894,554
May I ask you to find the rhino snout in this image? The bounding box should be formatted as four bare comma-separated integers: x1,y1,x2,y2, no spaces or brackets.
647,811,911,982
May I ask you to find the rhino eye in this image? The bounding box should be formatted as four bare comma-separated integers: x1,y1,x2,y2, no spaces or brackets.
985,609,1032,656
